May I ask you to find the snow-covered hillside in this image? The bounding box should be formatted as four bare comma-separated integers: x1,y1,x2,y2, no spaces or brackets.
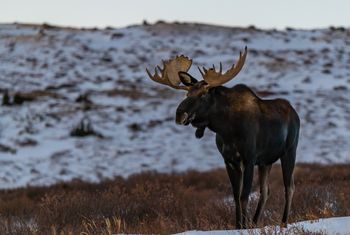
0,22,349,188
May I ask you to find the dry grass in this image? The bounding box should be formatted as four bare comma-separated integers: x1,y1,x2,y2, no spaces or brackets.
0,163,349,234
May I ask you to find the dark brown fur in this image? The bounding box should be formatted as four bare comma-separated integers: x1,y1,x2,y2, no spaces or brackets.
176,74,300,229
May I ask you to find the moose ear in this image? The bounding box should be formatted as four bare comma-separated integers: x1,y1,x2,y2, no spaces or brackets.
178,72,198,86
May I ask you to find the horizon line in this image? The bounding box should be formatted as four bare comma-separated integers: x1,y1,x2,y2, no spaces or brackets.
0,20,348,31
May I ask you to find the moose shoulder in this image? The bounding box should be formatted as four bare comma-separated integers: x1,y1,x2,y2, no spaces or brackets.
146,47,300,229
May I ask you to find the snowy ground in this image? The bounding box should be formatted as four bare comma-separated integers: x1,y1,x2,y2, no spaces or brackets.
0,22,350,188
176,216,350,235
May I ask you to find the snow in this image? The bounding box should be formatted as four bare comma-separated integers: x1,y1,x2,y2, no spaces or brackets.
0,23,350,188
175,216,350,235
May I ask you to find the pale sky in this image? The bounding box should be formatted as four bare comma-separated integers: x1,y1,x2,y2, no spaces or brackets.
0,0,349,29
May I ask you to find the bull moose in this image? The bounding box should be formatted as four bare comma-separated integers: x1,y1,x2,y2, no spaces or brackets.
146,47,300,229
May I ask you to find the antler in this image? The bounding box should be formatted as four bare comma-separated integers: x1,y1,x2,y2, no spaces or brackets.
198,47,247,87
146,55,192,91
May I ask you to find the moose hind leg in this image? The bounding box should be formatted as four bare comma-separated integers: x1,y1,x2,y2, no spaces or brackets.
253,165,272,225
281,149,296,225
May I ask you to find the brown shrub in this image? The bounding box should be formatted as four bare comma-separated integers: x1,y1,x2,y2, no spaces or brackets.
0,164,349,234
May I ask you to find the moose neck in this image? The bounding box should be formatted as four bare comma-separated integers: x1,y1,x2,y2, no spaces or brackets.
206,85,259,139
206,86,230,135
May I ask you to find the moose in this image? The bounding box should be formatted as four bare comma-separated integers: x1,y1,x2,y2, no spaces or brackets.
146,47,300,229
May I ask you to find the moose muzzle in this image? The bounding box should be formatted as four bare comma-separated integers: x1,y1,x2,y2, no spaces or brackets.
176,112,196,125
176,112,189,125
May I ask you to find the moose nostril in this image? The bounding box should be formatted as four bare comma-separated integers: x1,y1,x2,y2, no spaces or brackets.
176,112,188,125
181,113,189,124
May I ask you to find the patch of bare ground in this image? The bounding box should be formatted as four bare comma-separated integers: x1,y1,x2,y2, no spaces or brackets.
0,164,349,234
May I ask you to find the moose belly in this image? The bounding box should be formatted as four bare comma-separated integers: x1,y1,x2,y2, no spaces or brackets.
255,149,284,165
255,127,288,164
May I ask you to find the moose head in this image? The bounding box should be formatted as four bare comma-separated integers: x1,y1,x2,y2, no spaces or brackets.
146,47,247,138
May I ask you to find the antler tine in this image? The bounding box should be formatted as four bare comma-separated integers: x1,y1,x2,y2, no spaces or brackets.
146,68,165,86
146,55,193,91
146,68,153,79
197,66,204,77
199,47,248,87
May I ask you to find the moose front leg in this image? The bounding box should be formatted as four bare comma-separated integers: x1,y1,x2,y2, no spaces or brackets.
225,160,244,229
217,137,244,229
241,162,254,228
